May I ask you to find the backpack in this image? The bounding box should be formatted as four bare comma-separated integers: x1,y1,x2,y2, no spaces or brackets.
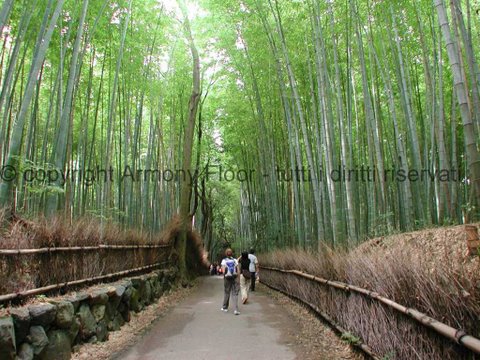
224,257,237,278
240,256,251,279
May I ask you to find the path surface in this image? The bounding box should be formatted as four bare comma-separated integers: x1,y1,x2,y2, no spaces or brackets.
116,276,303,360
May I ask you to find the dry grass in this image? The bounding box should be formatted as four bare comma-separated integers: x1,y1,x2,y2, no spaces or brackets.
260,224,480,359
158,214,210,273
0,213,208,295
0,214,170,249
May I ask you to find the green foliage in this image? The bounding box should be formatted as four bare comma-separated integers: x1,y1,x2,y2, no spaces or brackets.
0,0,478,253
340,332,361,345
381,351,396,360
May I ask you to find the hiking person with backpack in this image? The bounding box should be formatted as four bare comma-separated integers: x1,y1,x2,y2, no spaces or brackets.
220,248,240,315
238,251,251,304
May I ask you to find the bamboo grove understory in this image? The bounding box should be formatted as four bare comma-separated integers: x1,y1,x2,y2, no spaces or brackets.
0,0,479,255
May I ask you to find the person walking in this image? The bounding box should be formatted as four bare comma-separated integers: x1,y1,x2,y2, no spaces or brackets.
248,248,259,291
220,248,240,315
238,251,251,304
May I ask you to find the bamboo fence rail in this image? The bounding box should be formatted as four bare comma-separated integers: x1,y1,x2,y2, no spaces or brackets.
0,260,171,303
0,243,171,255
0,244,174,301
262,278,380,360
261,266,480,356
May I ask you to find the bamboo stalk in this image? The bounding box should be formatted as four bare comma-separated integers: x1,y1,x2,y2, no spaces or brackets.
261,266,480,355
0,243,171,255
0,261,171,303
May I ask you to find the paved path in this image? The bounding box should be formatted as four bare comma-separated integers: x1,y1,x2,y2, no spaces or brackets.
116,276,302,360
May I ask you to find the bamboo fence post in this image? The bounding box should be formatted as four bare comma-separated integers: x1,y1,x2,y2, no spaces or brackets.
465,225,479,255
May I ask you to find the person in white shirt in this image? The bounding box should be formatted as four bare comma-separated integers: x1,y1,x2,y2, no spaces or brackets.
248,248,259,291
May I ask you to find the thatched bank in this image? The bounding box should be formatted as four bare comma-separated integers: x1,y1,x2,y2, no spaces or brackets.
0,214,209,296
260,224,480,359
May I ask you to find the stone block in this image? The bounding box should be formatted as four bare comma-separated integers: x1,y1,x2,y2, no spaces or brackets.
39,330,71,360
17,343,34,360
29,303,56,327
9,307,30,345
28,326,48,355
0,316,16,359
54,301,75,329
77,304,96,340
91,304,106,322
89,289,109,305
95,320,108,342
68,318,80,344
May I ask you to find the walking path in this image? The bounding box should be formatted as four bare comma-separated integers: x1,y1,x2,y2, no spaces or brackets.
116,276,303,360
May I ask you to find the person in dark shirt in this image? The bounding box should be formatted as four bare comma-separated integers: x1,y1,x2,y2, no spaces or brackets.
238,251,251,304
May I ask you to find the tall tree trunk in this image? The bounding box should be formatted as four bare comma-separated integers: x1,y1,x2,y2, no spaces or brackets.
0,0,14,35
391,7,427,223
434,0,480,208
269,0,324,246
0,1,37,159
435,38,453,221
329,3,357,244
0,0,65,210
254,0,308,247
46,0,89,216
177,0,201,281
354,3,386,234
103,0,131,215
451,0,480,133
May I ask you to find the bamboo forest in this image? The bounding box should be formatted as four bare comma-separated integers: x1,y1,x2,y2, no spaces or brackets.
2,0,480,359
1,0,479,251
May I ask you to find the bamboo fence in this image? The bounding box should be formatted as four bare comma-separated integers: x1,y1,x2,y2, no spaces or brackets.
261,266,480,357
0,244,173,301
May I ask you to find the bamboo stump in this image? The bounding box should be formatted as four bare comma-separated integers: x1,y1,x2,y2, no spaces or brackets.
465,225,480,256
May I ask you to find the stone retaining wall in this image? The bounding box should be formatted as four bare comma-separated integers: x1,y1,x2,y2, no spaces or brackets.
0,268,177,360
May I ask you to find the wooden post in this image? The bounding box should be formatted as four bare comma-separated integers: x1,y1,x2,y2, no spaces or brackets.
465,225,480,256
